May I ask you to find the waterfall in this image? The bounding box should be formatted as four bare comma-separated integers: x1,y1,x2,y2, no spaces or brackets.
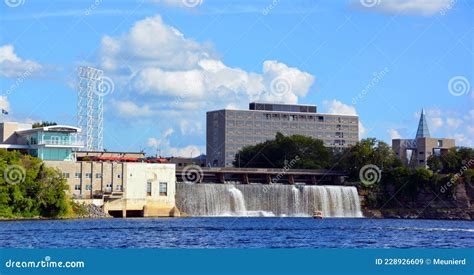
176,183,363,218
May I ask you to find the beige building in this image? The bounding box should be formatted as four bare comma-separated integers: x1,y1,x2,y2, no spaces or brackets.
45,161,177,217
392,109,455,167
207,102,359,167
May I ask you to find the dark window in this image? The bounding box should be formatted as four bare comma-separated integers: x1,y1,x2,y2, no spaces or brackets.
159,182,168,196
146,180,152,196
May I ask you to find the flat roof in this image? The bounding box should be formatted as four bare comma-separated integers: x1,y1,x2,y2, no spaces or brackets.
207,108,358,117
16,125,81,134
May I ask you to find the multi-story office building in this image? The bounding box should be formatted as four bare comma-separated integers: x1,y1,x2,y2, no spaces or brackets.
206,102,359,167
392,109,455,167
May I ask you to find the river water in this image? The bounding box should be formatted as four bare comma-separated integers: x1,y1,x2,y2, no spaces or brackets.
1,218,472,248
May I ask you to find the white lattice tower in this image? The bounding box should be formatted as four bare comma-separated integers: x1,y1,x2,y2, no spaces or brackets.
77,66,104,151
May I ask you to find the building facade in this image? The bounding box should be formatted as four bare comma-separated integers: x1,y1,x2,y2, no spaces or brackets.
45,161,177,217
207,102,359,167
392,109,455,167
0,122,83,161
0,121,177,217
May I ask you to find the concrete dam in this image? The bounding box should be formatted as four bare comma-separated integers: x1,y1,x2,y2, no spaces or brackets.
176,183,363,217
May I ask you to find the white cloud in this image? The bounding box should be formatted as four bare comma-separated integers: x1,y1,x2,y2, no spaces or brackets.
430,117,443,130
101,15,314,108
446,117,462,129
0,96,10,111
113,100,155,117
150,0,204,9
323,99,357,115
97,15,315,155
0,44,42,78
351,0,452,16
147,126,203,157
167,145,203,158
147,137,160,148
388,128,402,139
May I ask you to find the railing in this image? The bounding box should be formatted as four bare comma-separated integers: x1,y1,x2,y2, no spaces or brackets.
37,139,84,146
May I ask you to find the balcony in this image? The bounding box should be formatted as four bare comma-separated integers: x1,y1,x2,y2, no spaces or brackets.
37,139,84,147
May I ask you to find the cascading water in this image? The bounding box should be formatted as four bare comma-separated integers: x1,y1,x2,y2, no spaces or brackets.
176,183,363,217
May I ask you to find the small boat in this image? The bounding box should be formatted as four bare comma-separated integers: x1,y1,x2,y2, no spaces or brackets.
313,211,323,219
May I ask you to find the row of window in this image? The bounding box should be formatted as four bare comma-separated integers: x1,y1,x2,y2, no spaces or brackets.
223,113,357,124
74,184,123,191
146,181,168,196
63,173,122,179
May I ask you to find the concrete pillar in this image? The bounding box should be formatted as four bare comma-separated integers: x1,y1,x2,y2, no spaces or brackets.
265,174,272,185
218,173,225,184
288,175,295,185
242,173,249,184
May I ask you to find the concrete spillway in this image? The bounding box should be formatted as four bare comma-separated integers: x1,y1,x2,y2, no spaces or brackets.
176,183,363,217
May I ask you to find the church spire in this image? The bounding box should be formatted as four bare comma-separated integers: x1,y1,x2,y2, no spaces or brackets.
416,108,430,138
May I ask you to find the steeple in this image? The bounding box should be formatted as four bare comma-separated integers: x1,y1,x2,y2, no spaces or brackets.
415,108,430,139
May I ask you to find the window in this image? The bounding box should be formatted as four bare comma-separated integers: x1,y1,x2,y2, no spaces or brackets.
159,182,168,196
75,172,81,178
85,173,92,179
117,174,121,179
50,136,60,144
62,172,70,178
95,173,102,178
146,180,152,196
74,184,80,190
105,183,112,192
116,185,123,191
437,140,443,147
85,184,92,190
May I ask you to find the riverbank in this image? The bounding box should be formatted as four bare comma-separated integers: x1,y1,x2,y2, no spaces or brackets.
0,203,111,221
358,182,474,221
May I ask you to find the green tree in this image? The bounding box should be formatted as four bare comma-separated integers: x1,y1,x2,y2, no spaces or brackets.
233,132,332,169
0,149,72,218
336,138,401,181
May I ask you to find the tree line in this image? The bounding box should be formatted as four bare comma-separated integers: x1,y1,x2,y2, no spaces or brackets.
0,150,72,218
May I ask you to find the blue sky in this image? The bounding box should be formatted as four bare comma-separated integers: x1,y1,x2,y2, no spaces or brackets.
0,0,472,156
